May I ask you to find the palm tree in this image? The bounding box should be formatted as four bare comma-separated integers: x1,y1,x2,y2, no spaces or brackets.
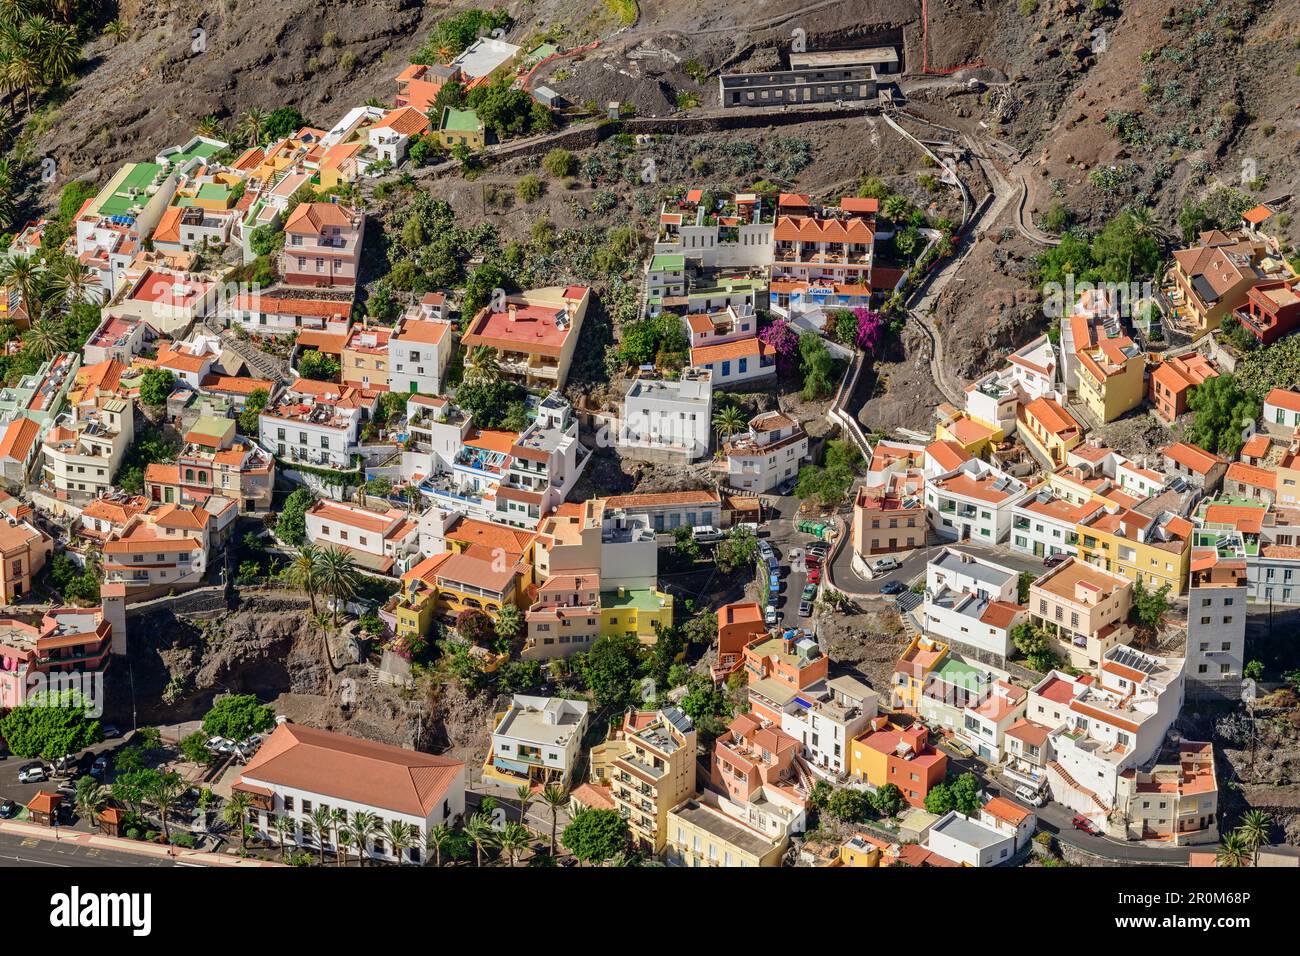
497,821,531,867
337,826,357,867
315,546,360,628
1216,831,1250,868
74,776,106,827
384,819,415,865
273,815,294,861
222,791,254,851
196,114,226,140
348,811,380,866
38,22,79,84
539,784,567,857
288,544,321,613
104,19,128,44
1237,810,1271,866
146,772,186,844
462,345,501,387
496,604,523,644
515,782,534,825
48,257,92,307
0,0,32,26
236,107,269,146
426,823,453,867
23,319,64,361
330,808,348,866
712,404,746,443
463,811,498,867
310,806,334,865
0,254,47,324
3,48,39,112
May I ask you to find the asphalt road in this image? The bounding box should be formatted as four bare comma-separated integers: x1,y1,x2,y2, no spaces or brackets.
831,531,1052,599
0,830,176,868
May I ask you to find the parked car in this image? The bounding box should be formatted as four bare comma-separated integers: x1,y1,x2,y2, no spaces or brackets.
1072,814,1100,835
870,557,901,576
90,756,109,779
801,583,817,602
101,725,121,739
1043,552,1068,568
691,526,724,543
18,764,47,784
879,580,908,596
757,540,774,560
807,567,822,585
1015,784,1047,807
943,738,975,759
0,799,17,818
798,600,812,617
764,605,778,627
804,553,821,570
53,754,76,774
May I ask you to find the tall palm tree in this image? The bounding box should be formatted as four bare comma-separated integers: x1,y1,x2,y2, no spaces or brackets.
462,345,501,387
146,772,186,844
1216,831,1250,868
539,784,567,858
104,19,128,44
288,545,321,614
222,791,254,851
348,811,380,866
497,821,531,867
310,806,334,865
236,107,269,146
1237,810,1271,866
315,546,360,628
712,404,746,443
515,782,533,825
273,815,294,861
426,823,453,867
337,826,357,867
463,811,498,867
330,808,348,867
496,604,523,644
384,819,415,865
74,776,106,827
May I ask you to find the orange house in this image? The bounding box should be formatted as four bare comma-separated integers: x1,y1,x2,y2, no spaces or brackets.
849,717,948,808
742,632,828,723
1148,353,1218,422
714,602,766,683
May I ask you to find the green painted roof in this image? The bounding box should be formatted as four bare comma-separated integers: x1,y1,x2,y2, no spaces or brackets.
168,141,221,166
189,415,232,439
98,163,165,218
195,183,230,201
601,588,669,612
441,107,482,133
649,254,685,272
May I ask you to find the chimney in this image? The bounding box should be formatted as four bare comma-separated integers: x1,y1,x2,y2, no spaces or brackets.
507,304,518,323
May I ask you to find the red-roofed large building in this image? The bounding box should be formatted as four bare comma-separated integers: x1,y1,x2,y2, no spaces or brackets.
305,499,419,575
1167,230,1271,337
279,202,366,289
0,606,113,710
101,502,225,599
769,196,877,318
716,410,809,494
1030,557,1135,670
1233,277,1300,346
226,291,353,338
1148,353,1218,422
388,298,455,396
460,286,591,389
234,721,465,864
145,416,274,513
848,717,948,808
924,457,1031,544
1263,388,1300,437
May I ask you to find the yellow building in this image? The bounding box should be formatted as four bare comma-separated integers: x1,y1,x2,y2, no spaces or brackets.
605,708,698,854
838,833,890,867
665,798,786,867
892,635,948,712
1019,397,1083,469
438,106,486,150
383,546,528,641
1069,314,1145,423
1075,507,1194,595
600,586,673,643
935,408,999,459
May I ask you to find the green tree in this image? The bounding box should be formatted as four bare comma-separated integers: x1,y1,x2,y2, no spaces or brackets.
562,807,629,865
516,173,543,203
315,546,360,627
495,603,523,643
138,367,174,407
464,811,499,867
1216,831,1249,868
1130,578,1173,641
223,790,254,850
798,331,836,400
951,772,982,816
298,349,340,381
712,403,747,443
576,634,644,710
872,783,904,818
924,782,955,815
146,771,186,843
539,784,568,858
1186,374,1260,457
715,524,759,575
202,694,275,741
74,775,106,827
826,787,870,824
276,488,315,546
0,690,100,758
179,731,212,765
347,811,380,866
542,147,577,178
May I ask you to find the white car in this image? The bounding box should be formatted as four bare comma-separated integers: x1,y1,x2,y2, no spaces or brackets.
764,605,778,627
18,765,47,784
691,526,723,543
870,557,901,577
1015,784,1046,807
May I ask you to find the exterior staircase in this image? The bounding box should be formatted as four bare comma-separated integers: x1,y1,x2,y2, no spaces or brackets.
1047,760,1110,817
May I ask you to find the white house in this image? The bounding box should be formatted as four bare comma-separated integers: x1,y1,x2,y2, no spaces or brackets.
924,811,1017,867
963,334,1062,439
921,547,1026,661
488,695,590,786
778,674,878,780
492,393,589,528
956,678,1027,762
1185,550,1247,696
1263,388,1300,436
619,367,713,461
1010,485,1105,560
388,302,454,396
258,380,371,470
305,498,420,575
925,458,1031,544
40,396,135,501
234,721,465,865
717,410,808,493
